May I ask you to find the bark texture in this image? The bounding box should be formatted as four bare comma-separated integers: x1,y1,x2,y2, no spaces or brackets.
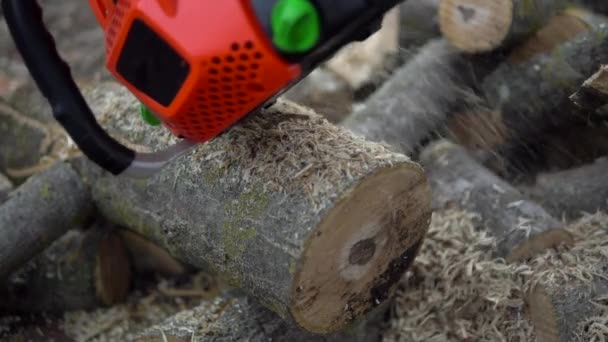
342,39,496,155
439,0,569,53
526,157,608,219
0,162,93,279
527,265,608,342
0,223,132,312
73,82,431,334
480,25,608,175
419,140,572,261
133,290,389,342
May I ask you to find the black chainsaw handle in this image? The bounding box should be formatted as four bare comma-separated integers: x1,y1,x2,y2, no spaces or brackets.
2,0,136,175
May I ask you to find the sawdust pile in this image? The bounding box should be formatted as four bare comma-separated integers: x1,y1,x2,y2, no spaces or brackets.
385,210,608,342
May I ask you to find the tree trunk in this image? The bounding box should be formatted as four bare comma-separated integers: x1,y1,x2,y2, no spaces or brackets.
132,290,390,342
439,0,569,53
0,162,93,279
342,39,498,155
0,223,132,312
70,82,431,334
419,140,572,262
525,157,608,219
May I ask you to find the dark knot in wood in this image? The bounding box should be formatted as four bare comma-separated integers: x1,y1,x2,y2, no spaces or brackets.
349,238,377,265
457,5,476,23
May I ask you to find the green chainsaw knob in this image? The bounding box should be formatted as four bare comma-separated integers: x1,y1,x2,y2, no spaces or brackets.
139,104,162,126
271,0,321,53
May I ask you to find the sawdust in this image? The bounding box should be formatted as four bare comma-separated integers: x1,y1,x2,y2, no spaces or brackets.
85,83,411,211
385,209,608,342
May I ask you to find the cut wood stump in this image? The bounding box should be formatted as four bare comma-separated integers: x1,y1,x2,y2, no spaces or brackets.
0,162,93,280
526,157,608,219
0,223,132,312
419,140,572,262
439,0,568,53
67,82,432,334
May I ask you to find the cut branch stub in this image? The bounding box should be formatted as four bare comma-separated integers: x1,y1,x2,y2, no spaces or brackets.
79,82,432,334
0,223,132,312
570,64,608,110
419,140,572,261
439,0,568,53
0,162,93,280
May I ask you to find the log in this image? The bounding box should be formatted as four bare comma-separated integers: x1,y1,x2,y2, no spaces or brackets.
570,64,608,111
399,0,441,50
528,276,608,342
525,215,608,342
507,8,601,64
70,82,431,334
0,172,12,203
439,0,569,53
0,162,93,279
419,140,572,262
342,38,498,155
525,157,608,220
0,223,132,312
478,24,608,176
133,290,389,342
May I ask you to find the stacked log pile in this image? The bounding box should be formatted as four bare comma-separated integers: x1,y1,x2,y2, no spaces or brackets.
2,0,608,341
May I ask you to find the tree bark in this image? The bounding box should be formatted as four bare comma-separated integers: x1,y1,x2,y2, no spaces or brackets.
133,290,390,342
342,39,498,155
525,157,608,220
69,82,431,334
419,140,572,262
439,0,569,53
478,24,608,176
0,223,132,313
0,162,93,280
527,265,608,342
507,8,602,64
399,0,441,50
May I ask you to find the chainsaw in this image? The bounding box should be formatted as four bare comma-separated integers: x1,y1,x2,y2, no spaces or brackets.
2,0,401,177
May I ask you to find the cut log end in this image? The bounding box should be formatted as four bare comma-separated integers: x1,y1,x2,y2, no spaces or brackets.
439,0,513,53
291,164,431,333
527,287,560,342
95,229,132,305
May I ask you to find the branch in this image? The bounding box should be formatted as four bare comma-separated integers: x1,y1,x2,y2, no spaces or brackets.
0,223,132,312
342,39,498,155
420,140,572,262
0,162,93,279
